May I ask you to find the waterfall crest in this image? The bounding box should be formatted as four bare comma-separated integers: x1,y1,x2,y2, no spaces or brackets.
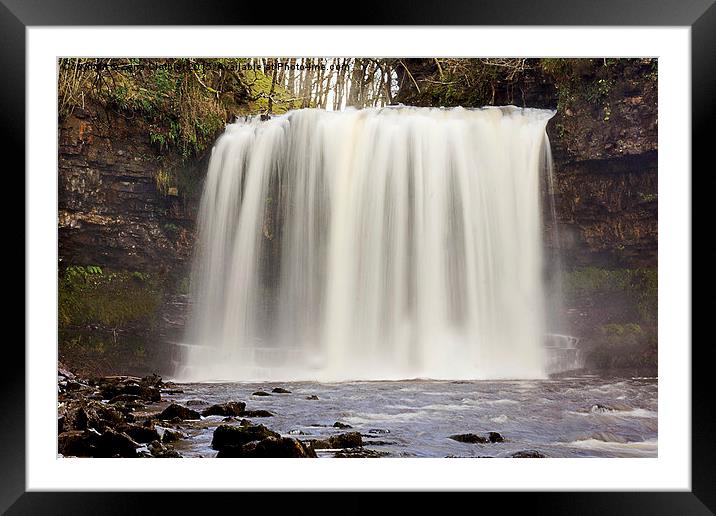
175,106,556,382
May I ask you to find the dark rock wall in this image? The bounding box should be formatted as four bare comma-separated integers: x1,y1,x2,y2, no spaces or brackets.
58,103,205,376
58,104,201,273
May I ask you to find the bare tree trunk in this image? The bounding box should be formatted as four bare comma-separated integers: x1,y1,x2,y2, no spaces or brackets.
334,59,345,110
287,58,296,96
267,58,278,115
348,58,363,107
302,59,314,108
383,61,393,105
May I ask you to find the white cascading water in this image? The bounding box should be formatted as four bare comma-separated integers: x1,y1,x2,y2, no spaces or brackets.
174,106,556,382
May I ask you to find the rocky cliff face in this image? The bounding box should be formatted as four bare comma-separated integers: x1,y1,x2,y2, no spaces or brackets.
59,103,204,273
58,103,207,376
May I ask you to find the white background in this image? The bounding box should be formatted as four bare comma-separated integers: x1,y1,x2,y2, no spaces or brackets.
27,27,690,491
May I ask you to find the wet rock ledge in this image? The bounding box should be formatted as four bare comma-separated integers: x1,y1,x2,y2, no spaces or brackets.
57,363,381,459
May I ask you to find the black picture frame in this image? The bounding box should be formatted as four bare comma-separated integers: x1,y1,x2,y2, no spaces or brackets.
4,0,707,513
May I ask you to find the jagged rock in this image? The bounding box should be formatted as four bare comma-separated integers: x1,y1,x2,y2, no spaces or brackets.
217,437,316,458
155,403,201,421
148,440,182,458
110,400,145,413
201,401,246,417
333,448,388,458
311,432,363,450
511,450,547,458
160,428,186,443
368,428,390,434
58,430,96,457
97,376,161,403
252,391,271,397
241,410,273,418
361,440,394,446
59,428,140,457
305,395,319,400
64,381,85,392
60,399,124,432
211,424,280,451
333,422,352,429
449,433,489,444
95,429,141,457
58,362,76,380
271,387,291,394
186,399,209,406
118,423,161,443
488,432,505,443
108,394,143,404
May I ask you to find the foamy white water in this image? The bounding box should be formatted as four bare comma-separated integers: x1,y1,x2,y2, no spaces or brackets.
175,106,556,382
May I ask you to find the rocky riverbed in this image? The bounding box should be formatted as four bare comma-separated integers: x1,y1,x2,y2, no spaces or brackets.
58,363,657,458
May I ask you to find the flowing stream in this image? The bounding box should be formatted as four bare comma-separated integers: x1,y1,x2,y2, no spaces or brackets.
175,106,558,382
161,376,657,458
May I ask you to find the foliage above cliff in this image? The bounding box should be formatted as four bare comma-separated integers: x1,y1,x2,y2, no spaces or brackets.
58,58,299,160
395,58,657,161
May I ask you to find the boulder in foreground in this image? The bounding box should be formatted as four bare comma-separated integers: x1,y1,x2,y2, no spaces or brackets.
155,403,201,421
449,433,489,444
311,432,363,450
201,401,247,417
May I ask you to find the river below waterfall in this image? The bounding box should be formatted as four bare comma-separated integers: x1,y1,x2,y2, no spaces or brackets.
159,374,657,458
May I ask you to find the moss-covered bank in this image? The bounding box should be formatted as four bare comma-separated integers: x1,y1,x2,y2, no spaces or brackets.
563,266,657,372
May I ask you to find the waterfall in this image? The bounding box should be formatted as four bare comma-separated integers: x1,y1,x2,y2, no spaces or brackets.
174,106,557,382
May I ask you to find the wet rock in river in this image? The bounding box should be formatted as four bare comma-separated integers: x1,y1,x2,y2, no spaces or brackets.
201,401,247,417
305,395,319,400
488,432,505,443
361,440,394,446
449,433,489,444
333,422,352,429
271,387,291,394
95,428,141,457
148,440,182,458
368,428,390,434
333,448,388,458
155,403,201,421
59,399,125,432
589,402,630,413
241,410,273,418
59,428,140,458
58,430,96,457
108,394,143,404
118,423,161,443
211,424,280,451
160,428,186,443
217,437,317,458
252,391,271,396
311,432,363,450
95,375,162,403
511,450,547,458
